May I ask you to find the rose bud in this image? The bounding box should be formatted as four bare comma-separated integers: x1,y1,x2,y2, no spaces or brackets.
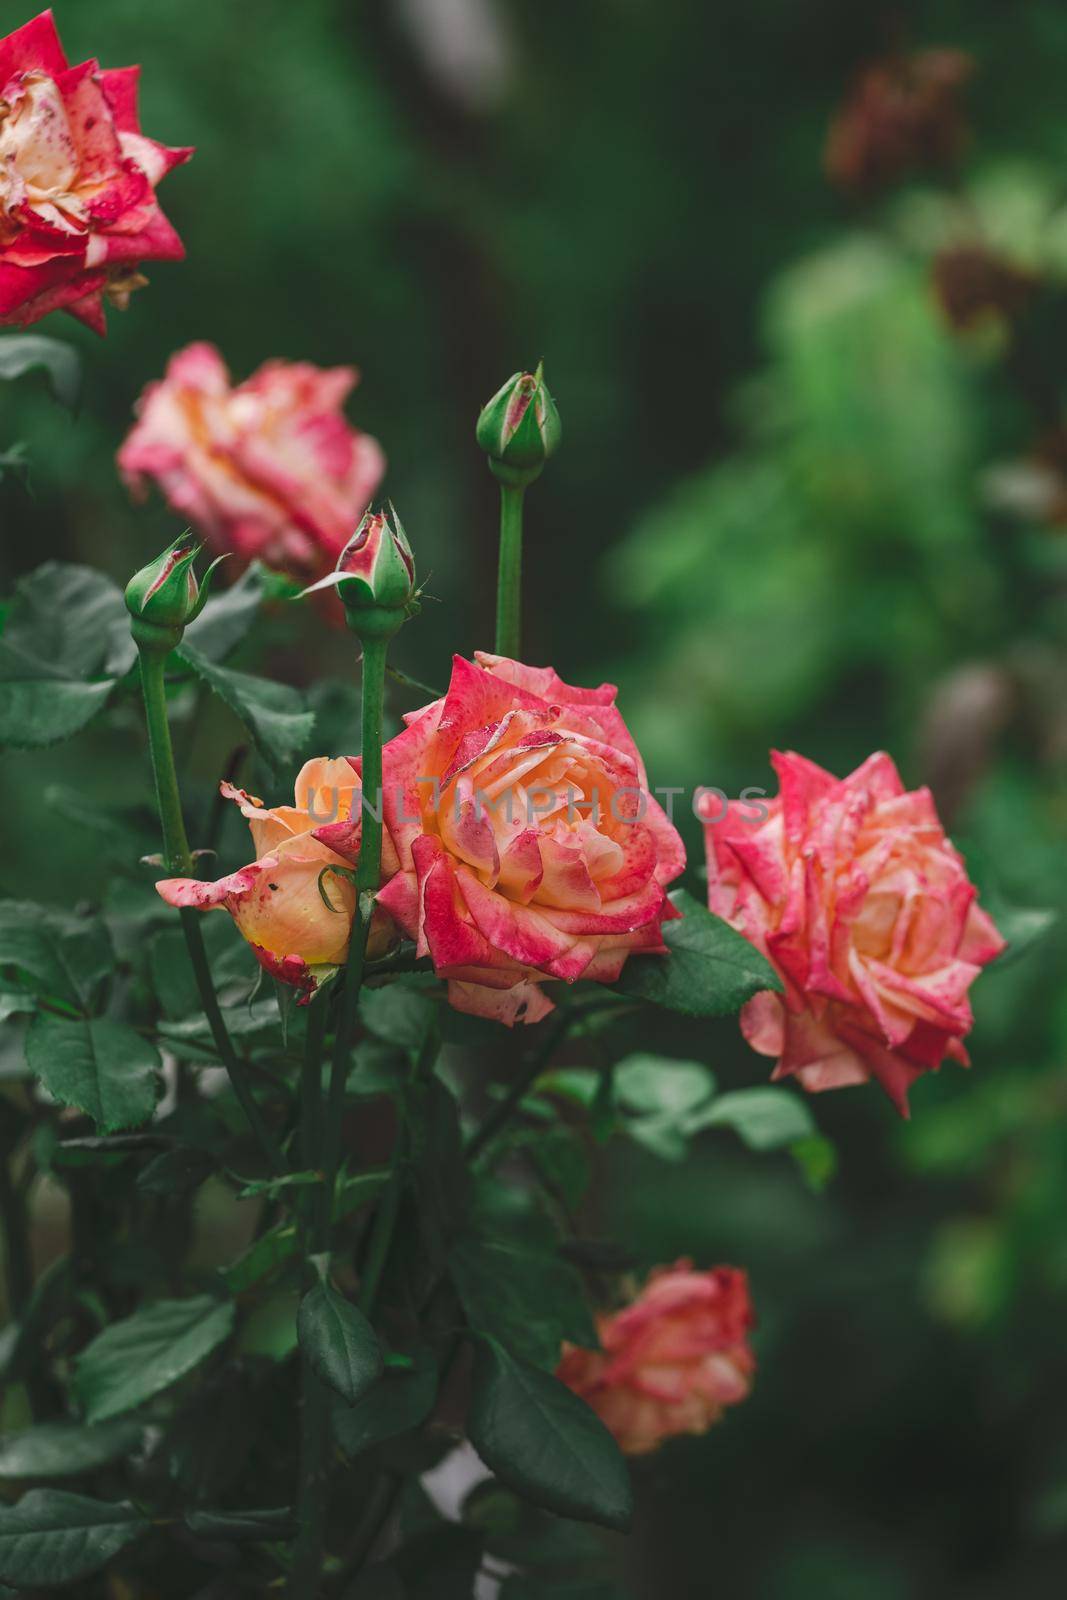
124,535,220,639
155,758,398,1001
301,506,416,639
702,750,1005,1115
475,363,561,484
557,1262,756,1456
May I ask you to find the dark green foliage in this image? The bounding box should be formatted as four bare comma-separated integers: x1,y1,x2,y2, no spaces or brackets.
614,890,782,1016
467,1337,633,1532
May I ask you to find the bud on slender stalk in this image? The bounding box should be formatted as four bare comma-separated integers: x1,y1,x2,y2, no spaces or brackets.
301,506,417,641
476,363,561,486
125,535,223,651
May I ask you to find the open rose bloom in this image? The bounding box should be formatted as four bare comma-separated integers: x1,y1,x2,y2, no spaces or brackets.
155,757,396,999
118,343,385,580
558,1263,755,1456
704,751,1005,1115
378,652,686,1024
0,10,190,331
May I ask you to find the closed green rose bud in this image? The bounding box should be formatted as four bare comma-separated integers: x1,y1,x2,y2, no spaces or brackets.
476,363,561,486
302,507,417,640
125,536,220,650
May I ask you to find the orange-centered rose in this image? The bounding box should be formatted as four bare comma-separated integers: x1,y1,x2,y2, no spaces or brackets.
703,750,1005,1115
118,343,385,582
0,10,191,331
155,757,396,999
557,1262,755,1456
377,653,686,1025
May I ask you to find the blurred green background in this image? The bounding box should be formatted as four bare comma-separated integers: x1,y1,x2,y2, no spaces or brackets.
3,1,1067,1595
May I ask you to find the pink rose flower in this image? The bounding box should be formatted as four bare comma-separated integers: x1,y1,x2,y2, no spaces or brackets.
155,757,397,999
703,750,1005,1115
557,1262,755,1456
118,342,385,581
0,10,191,332
377,652,686,1025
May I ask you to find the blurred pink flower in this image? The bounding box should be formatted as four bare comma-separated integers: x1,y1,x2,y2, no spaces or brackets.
119,342,385,582
703,750,1005,1115
557,1262,755,1456
0,9,191,332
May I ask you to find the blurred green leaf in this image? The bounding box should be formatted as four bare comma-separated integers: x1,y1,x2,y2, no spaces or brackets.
26,1016,162,1134
0,1490,147,1587
0,1420,144,1481
686,1085,815,1149
0,335,80,408
184,1505,297,1542
74,1295,235,1422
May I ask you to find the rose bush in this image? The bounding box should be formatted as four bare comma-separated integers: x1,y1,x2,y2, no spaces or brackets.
557,1262,756,1455
0,9,190,331
156,756,396,997
377,651,686,1023
703,749,1005,1114
118,342,384,580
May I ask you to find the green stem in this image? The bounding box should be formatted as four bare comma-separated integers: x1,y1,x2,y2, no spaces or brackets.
494,484,526,658
318,636,389,1237
288,1000,331,1600
0,1149,33,1318
287,634,389,1599
137,647,284,1176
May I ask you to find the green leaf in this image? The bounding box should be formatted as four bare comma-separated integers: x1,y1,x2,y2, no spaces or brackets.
613,1055,716,1117
613,888,781,1016
297,1282,382,1405
467,1337,633,1532
74,1295,235,1423
26,1016,162,1134
332,1344,438,1457
0,1419,144,1480
450,1231,597,1371
0,564,125,679
221,1222,299,1294
611,1054,717,1163
0,678,115,748
686,1085,815,1149
0,1490,148,1586
177,641,314,770
360,981,436,1055
183,563,267,661
0,334,80,407
0,900,113,1008
184,1505,297,1543
234,1169,321,1202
